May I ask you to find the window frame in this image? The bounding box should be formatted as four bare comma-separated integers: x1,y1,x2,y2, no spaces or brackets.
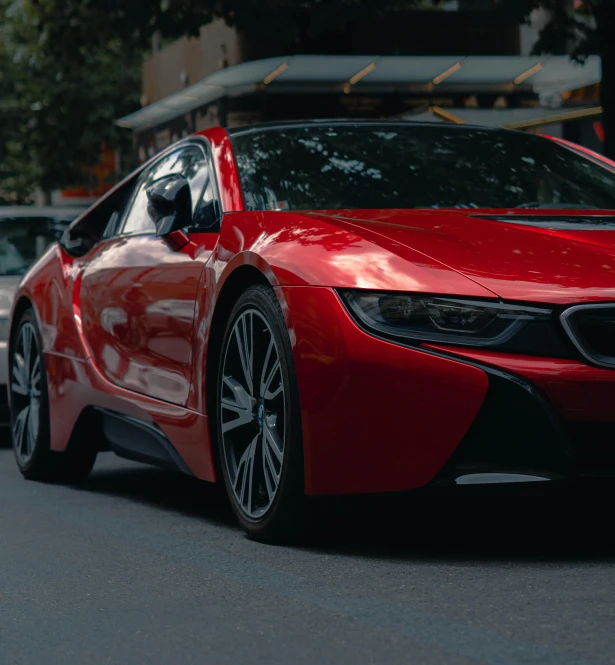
187,137,223,233
116,137,222,239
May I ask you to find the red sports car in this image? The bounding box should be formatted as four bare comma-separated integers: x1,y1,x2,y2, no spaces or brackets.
8,120,615,540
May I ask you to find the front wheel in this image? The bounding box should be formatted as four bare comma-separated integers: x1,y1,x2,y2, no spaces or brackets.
216,285,305,542
10,308,97,482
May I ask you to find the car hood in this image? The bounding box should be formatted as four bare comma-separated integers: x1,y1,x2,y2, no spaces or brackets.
0,276,21,312
309,209,615,305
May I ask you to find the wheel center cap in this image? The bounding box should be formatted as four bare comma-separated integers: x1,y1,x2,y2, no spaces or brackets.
255,401,265,429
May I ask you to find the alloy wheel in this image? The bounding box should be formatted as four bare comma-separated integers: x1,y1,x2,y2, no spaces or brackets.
220,308,286,519
11,322,42,465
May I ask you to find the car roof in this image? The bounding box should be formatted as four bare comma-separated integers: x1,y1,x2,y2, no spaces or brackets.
225,117,517,137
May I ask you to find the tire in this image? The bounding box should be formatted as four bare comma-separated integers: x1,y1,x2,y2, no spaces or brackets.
9,308,97,483
216,284,305,542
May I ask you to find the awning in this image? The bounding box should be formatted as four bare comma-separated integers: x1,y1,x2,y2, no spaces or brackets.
400,105,603,129
117,54,602,131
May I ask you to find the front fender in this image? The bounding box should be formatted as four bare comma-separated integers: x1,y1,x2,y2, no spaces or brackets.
212,211,492,295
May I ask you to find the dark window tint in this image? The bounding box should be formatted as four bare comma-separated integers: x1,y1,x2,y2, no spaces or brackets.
231,124,615,211
0,216,70,276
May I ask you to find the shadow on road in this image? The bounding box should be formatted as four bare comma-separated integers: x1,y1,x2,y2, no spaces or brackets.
304,488,615,565
73,456,615,564
80,461,236,528
0,427,13,449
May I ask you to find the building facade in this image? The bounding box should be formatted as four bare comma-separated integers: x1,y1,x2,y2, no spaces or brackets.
120,4,602,164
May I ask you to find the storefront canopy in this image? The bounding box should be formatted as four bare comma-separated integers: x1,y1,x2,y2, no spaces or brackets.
400,105,602,129
117,54,601,131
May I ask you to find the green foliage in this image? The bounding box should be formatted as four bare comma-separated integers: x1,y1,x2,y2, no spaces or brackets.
494,0,615,158
0,1,30,202
17,0,447,58
0,0,446,198
495,0,595,58
0,0,142,199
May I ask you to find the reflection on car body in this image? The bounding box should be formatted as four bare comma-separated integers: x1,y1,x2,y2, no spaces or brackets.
0,206,86,425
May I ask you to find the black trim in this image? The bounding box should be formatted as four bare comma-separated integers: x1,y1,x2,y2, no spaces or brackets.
560,303,615,370
96,408,193,475
470,214,615,231
432,372,575,486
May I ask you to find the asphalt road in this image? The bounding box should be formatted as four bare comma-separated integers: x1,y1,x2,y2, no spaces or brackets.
1,446,615,665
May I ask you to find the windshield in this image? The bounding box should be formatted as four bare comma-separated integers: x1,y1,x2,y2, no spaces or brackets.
231,124,615,211
0,216,69,276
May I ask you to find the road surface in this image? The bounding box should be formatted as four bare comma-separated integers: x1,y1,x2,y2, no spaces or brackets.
1,447,614,665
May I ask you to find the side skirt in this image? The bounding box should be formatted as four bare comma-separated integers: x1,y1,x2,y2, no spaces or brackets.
95,408,194,476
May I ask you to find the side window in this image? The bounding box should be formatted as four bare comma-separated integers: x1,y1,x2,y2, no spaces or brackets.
61,176,137,256
120,145,210,235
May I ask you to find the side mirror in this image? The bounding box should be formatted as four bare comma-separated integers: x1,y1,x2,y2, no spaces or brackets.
194,199,222,229
61,226,97,257
146,174,193,237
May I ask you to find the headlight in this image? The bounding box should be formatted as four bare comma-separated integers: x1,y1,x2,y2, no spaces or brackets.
339,290,569,357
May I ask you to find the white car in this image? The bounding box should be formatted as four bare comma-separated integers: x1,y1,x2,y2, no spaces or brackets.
0,206,86,425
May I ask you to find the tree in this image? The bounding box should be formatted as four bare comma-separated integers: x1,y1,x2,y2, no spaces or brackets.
0,1,32,202
496,0,615,159
17,1,446,60
1,0,448,197
1,0,142,201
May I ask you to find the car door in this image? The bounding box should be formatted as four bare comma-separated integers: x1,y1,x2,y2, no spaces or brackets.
79,142,219,406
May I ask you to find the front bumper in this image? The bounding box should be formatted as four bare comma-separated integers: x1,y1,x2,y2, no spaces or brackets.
283,286,615,496
431,370,574,486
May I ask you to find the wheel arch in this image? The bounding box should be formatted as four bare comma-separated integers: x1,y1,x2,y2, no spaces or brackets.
205,264,271,419
202,260,301,478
